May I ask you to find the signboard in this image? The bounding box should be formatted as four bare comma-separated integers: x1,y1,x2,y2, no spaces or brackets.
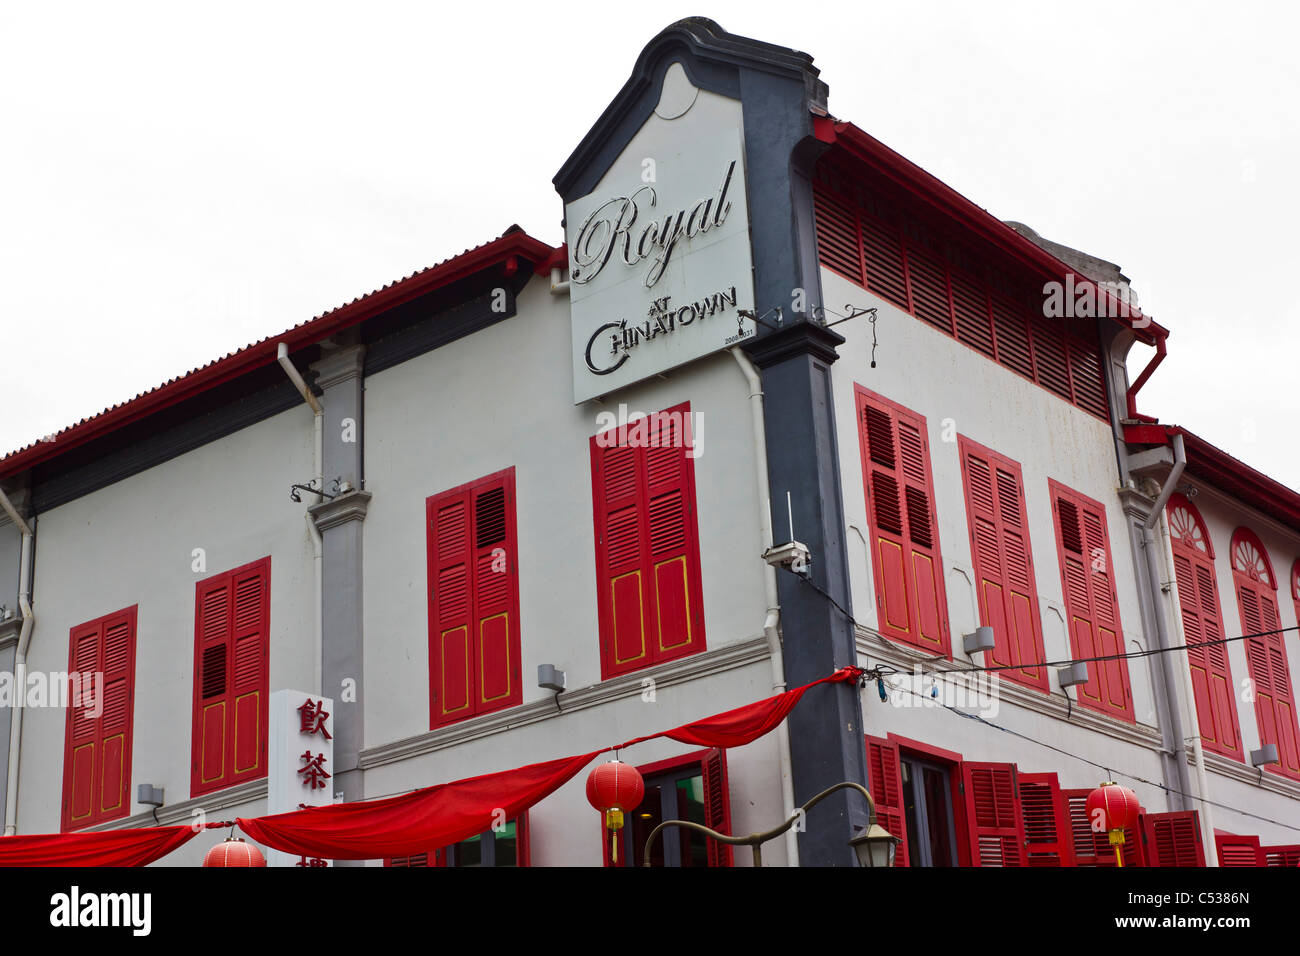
566,72,756,403
267,688,335,867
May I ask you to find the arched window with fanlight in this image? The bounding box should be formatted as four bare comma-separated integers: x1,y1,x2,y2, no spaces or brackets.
1230,528,1300,778
1166,495,1241,759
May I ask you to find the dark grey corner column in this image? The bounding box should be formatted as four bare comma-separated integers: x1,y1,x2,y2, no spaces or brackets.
308,345,369,838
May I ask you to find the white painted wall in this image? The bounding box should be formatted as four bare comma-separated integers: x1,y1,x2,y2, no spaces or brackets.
825,268,1175,801
1171,484,1300,845
12,406,316,850
360,274,787,864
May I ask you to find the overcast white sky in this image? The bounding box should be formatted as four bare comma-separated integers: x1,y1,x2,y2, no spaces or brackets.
1,2,1296,488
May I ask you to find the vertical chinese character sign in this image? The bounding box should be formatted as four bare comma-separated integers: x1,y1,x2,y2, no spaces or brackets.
267,689,335,867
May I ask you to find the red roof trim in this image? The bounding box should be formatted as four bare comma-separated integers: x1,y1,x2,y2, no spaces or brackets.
1166,425,1300,536
1,230,558,481
813,117,1166,344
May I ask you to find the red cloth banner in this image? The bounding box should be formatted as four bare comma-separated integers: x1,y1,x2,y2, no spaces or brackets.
239,666,863,860
0,666,863,865
238,751,602,860
0,825,199,867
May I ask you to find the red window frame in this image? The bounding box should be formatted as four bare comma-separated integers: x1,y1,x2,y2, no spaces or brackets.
957,436,1047,690
1048,479,1133,722
604,748,732,868
191,557,270,798
855,385,950,657
385,812,531,867
426,467,523,728
1229,527,1300,779
1166,494,1242,760
590,403,706,680
61,605,137,832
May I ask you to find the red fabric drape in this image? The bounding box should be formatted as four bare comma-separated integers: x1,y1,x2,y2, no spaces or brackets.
622,666,861,749
0,825,198,867
239,665,863,860
0,666,864,865
238,751,602,860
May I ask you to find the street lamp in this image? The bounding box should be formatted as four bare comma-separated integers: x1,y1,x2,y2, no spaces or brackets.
643,780,899,867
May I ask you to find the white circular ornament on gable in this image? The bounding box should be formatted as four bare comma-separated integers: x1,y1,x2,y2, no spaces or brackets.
655,62,699,120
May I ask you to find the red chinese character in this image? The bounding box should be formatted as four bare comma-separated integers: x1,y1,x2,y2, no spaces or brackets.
297,698,333,739
298,750,331,790
295,855,329,868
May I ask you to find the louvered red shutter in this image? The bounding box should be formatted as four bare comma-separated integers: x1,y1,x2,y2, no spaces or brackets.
430,488,473,725
193,574,232,794
592,406,705,679
1063,788,1145,866
962,762,1024,866
229,564,268,783
97,614,134,820
515,812,531,867
62,623,101,831
1140,810,1205,866
471,477,520,714
865,736,908,867
62,607,137,831
1263,843,1300,866
1172,550,1241,758
1018,772,1076,866
859,211,909,310
1236,575,1300,778
644,412,704,662
1215,832,1262,867
702,748,734,867
857,387,949,655
1030,315,1072,402
959,440,1046,689
192,559,269,796
1052,483,1132,721
812,182,864,286
950,268,995,358
428,470,522,726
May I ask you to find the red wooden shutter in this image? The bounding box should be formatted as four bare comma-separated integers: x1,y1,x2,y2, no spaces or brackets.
591,404,705,679
1263,843,1300,866
1171,549,1241,759
865,736,908,867
1018,772,1076,866
1240,585,1300,777
962,762,1024,866
1140,810,1205,866
61,607,137,831
959,439,1046,690
515,812,532,867
702,748,734,867
1051,482,1133,721
1063,787,1145,866
427,470,522,727
1215,832,1262,867
192,558,269,797
856,386,949,656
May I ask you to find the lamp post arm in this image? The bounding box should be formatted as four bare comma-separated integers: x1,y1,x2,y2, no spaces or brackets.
642,780,876,867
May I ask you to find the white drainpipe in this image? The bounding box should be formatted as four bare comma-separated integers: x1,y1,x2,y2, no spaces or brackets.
1157,501,1218,862
730,347,798,867
1,488,33,835
550,267,569,296
278,343,324,695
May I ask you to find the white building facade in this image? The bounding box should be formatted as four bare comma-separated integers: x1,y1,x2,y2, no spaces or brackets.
1,18,1296,867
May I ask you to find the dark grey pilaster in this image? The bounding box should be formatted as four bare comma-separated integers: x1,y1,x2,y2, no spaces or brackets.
308,344,368,841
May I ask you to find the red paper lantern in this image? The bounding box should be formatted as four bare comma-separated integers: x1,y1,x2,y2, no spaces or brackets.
586,760,644,864
203,836,267,867
1085,782,1140,866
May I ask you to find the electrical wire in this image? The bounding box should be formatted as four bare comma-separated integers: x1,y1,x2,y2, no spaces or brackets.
782,564,1299,678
